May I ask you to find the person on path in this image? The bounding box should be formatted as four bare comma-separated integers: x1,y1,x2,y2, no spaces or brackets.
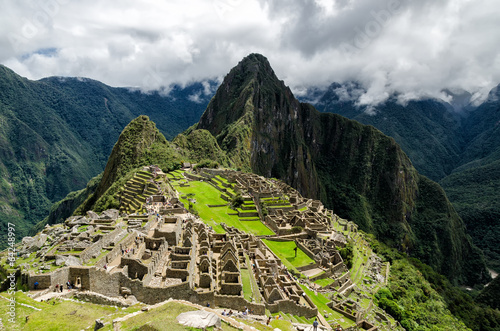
313,318,319,331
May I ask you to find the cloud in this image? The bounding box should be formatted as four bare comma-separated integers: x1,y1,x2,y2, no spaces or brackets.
0,0,499,105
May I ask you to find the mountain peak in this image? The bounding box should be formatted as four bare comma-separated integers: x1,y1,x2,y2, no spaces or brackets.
234,53,274,75
193,54,489,284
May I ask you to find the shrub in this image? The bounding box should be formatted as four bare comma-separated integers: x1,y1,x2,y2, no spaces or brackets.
231,194,244,208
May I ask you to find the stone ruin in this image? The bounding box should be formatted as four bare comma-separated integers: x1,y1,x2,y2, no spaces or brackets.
18,168,381,330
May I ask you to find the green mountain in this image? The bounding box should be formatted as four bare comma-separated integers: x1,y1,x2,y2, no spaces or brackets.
307,83,464,182
193,53,488,285
65,115,230,218
308,82,500,273
440,86,500,271
0,65,212,246
477,275,500,310
22,55,498,329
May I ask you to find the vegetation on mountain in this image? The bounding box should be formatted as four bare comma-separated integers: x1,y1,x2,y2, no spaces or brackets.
173,128,231,165
0,65,211,248
477,276,500,310
370,237,500,331
309,80,500,276
195,53,488,285
75,115,183,213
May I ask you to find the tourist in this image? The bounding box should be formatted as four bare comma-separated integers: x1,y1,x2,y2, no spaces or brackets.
228,310,233,316
34,281,39,290
313,319,319,331
55,284,58,292
222,309,226,316
60,284,63,292
266,316,271,325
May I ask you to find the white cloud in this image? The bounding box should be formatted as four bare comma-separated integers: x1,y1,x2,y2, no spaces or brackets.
1,0,499,105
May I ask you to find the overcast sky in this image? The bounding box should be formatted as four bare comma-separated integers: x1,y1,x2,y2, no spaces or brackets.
1,0,499,106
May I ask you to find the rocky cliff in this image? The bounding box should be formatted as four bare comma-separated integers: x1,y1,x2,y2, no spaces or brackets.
196,54,488,285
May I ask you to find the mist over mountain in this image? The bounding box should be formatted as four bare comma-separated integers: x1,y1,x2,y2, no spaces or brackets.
300,80,500,272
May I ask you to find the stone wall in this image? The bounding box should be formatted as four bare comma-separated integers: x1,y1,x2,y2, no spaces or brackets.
310,269,332,282
89,267,121,297
28,273,52,290
268,298,318,318
80,228,126,263
330,261,346,275
69,267,91,290
74,291,128,307
143,240,168,285
296,263,320,272
121,257,148,280
142,217,156,233
184,172,204,181
120,275,194,304
296,240,319,262
214,294,266,315
96,233,135,268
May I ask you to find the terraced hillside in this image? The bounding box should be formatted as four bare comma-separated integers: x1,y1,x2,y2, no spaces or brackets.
118,170,158,214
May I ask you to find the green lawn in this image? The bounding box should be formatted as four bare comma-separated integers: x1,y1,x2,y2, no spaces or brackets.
241,268,253,301
117,301,238,330
0,291,141,331
313,278,335,288
244,255,262,303
261,240,315,273
176,181,274,236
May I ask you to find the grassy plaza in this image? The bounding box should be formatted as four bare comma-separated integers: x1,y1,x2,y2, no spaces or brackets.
174,180,274,236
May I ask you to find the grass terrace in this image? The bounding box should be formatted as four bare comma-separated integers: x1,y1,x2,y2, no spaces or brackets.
299,284,357,329
175,180,274,236
215,175,230,184
351,244,371,285
313,277,335,288
241,267,253,301
261,239,315,274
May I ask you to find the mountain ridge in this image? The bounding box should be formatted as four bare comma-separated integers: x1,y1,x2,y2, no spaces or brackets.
0,64,212,246
193,53,488,285
305,79,500,272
